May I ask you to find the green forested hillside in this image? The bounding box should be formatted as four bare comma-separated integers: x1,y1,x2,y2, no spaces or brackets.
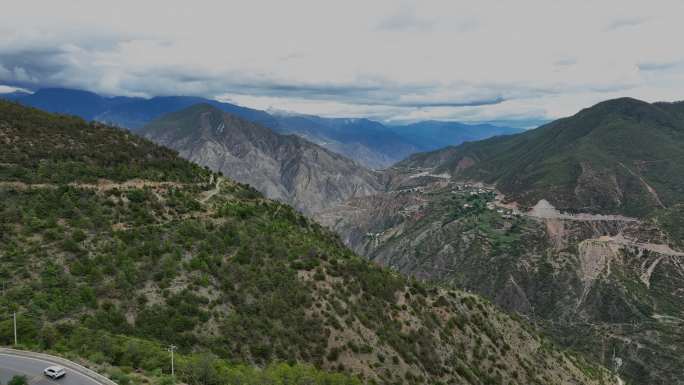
0,101,619,385
398,97,684,217
0,101,206,184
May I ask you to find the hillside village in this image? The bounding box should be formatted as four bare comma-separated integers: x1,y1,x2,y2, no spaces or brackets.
364,181,521,240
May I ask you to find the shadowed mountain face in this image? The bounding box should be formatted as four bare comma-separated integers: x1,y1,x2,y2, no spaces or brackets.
140,104,383,214
398,97,684,218
2,87,520,169
0,100,620,385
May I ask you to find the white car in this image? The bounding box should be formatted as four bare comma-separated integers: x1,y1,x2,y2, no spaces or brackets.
43,366,66,379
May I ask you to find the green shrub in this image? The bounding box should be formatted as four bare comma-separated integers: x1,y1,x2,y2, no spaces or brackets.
8,376,28,385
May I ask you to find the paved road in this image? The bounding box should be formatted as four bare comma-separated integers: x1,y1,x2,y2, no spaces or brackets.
0,354,104,385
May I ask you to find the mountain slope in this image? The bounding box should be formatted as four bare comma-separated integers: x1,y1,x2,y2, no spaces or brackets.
0,100,620,385
399,97,684,217
139,104,383,214
386,121,523,152
320,97,684,385
271,114,421,169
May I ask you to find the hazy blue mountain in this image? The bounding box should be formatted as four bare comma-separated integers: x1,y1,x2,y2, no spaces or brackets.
386,120,524,151
12,88,108,120
270,114,421,168
2,87,275,129
268,115,522,168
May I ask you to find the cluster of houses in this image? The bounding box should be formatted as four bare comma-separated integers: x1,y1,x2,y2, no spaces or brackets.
493,205,520,219
451,183,521,219
461,200,519,219
451,183,491,193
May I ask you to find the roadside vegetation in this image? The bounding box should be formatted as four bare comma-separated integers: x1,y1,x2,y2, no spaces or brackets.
3,376,28,385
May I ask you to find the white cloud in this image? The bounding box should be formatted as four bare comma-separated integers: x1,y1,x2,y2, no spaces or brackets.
0,85,31,94
376,3,438,32
1,0,683,123
606,17,648,31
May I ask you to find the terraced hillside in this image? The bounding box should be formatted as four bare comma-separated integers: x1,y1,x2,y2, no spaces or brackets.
0,101,620,385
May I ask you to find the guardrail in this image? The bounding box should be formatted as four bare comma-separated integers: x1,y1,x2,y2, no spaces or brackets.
0,347,117,385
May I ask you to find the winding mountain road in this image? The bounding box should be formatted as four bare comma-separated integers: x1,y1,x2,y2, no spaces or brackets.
0,350,114,385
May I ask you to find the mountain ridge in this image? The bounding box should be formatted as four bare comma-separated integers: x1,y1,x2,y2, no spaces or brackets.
140,103,384,214
6,87,276,129
1,87,521,169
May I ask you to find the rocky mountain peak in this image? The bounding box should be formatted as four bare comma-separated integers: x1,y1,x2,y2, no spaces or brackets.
140,104,383,214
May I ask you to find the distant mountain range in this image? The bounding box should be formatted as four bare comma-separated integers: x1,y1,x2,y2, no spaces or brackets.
0,87,276,128
267,114,422,169
0,87,523,168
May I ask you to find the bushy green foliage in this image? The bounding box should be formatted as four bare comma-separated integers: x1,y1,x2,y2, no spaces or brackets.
0,178,487,382
654,204,684,248
7,375,28,385
0,100,210,184
44,327,359,385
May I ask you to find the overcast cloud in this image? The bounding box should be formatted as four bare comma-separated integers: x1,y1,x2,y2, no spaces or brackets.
1,0,683,125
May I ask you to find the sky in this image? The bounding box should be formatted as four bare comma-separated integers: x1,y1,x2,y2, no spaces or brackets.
1,0,683,126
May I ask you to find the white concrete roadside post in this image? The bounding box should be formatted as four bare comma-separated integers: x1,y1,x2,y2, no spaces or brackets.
168,345,177,377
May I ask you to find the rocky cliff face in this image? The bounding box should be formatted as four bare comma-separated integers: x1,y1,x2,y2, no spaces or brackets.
140,104,383,214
